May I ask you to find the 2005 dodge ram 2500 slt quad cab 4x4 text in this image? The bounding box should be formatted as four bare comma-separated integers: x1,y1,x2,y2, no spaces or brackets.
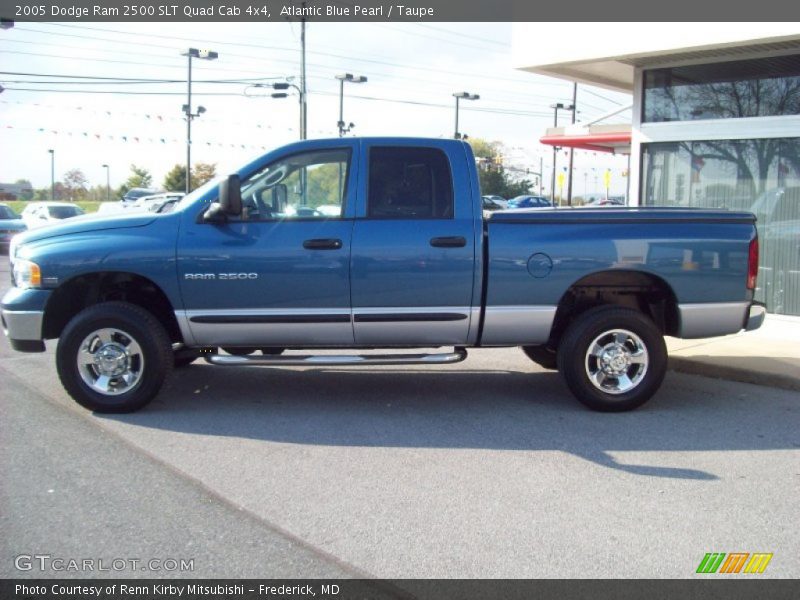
2,138,765,413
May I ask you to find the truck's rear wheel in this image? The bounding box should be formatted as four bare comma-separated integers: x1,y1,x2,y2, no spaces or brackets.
557,306,666,412
56,302,173,413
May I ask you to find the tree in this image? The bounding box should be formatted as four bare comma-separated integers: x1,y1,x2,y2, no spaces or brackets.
62,168,89,201
193,162,217,188
468,138,534,199
117,164,154,198
163,162,217,192
163,164,187,192
14,179,34,201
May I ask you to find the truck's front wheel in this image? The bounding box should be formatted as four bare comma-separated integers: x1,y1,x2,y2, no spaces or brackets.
557,306,666,412
56,302,173,413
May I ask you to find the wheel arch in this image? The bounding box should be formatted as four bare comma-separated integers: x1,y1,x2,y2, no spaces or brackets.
42,271,182,343
548,269,680,347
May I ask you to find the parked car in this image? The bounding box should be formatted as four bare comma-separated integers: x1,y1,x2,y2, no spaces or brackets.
122,187,159,206
482,196,504,211
0,203,27,253
506,195,552,209
2,137,763,415
131,192,185,213
583,195,626,207
20,202,85,229
482,194,508,209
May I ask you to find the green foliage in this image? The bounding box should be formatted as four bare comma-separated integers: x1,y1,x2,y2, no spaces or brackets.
468,137,535,199
14,179,34,201
163,162,217,192
163,164,187,192
117,164,153,198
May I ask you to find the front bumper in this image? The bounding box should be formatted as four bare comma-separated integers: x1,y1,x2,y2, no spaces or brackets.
1,287,51,352
745,302,766,332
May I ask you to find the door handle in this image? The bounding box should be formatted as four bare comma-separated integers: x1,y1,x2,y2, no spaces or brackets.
303,238,343,250
430,236,467,248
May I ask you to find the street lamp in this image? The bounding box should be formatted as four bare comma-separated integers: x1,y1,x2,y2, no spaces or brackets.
181,48,218,193
549,102,574,205
453,92,479,139
335,73,367,137
102,164,110,202
48,149,54,201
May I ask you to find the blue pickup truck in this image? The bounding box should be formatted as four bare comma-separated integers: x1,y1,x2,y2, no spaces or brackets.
2,138,765,413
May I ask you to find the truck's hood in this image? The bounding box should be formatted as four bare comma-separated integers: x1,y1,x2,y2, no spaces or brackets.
11,212,157,248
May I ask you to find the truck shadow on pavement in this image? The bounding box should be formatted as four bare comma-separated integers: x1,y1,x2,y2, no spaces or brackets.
100,363,800,482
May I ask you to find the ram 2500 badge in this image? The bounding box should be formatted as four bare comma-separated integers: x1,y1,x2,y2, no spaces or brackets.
2,138,765,413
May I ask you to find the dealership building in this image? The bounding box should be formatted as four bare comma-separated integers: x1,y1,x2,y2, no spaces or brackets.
514,24,800,316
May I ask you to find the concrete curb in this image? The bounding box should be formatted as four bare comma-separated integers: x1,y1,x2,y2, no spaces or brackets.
668,357,800,392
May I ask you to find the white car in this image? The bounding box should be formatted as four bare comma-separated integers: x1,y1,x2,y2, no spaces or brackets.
21,202,85,228
131,192,185,213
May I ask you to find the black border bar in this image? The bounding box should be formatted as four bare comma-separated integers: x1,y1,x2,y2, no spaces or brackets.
3,579,800,600
2,0,799,22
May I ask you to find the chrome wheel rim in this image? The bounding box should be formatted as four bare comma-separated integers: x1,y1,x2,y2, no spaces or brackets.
76,328,144,396
584,328,648,395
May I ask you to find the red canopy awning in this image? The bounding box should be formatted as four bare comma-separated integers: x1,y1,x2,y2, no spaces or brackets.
540,126,631,154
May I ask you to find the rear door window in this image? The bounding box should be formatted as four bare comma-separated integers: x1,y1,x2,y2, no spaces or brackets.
367,147,454,219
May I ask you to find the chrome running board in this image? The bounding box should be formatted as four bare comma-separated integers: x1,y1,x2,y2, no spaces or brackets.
205,348,467,367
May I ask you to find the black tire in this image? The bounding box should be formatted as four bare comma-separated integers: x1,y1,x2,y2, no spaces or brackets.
56,302,173,413
556,306,667,412
521,345,558,370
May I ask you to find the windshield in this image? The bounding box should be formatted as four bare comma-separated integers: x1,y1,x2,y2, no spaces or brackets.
48,206,84,219
0,206,19,219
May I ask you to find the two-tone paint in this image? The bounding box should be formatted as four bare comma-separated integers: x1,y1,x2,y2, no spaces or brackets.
2,137,762,353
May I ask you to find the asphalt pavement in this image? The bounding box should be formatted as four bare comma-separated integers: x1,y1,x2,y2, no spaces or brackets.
1,260,798,579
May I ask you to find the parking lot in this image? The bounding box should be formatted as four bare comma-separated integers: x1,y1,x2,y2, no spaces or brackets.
1,260,798,579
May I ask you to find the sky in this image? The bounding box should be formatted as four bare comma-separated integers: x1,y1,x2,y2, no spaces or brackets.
0,21,633,197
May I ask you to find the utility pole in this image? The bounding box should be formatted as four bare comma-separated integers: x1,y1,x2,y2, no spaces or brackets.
566,82,577,206
539,157,543,197
549,102,574,205
300,3,307,140
48,149,54,201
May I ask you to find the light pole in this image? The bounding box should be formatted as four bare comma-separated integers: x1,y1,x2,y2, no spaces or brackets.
335,73,367,137
549,102,574,205
48,149,54,201
453,92,479,139
181,48,218,193
101,164,110,202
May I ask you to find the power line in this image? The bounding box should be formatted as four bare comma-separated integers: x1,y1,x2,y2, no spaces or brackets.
2,85,554,118
17,23,567,88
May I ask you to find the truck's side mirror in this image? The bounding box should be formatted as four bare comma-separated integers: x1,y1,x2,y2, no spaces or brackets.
204,174,242,222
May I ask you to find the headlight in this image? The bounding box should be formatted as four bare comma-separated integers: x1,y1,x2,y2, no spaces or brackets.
12,259,41,289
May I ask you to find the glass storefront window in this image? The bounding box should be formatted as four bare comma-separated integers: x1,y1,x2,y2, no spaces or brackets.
643,55,800,122
642,138,800,315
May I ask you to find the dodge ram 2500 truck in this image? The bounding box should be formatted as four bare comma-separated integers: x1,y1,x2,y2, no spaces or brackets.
2,138,765,413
